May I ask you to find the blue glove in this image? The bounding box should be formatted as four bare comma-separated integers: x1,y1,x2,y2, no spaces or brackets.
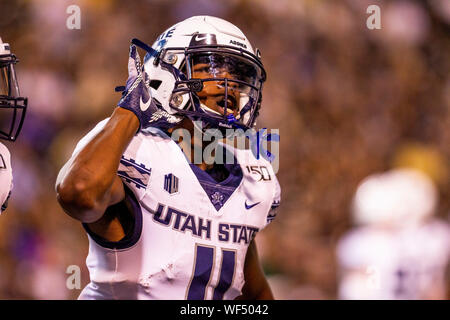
117,44,182,130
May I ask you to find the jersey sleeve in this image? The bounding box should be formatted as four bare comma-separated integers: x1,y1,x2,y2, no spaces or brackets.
0,142,13,214
263,173,281,229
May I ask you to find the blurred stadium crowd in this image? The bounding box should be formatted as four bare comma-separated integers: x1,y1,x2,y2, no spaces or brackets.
0,0,449,299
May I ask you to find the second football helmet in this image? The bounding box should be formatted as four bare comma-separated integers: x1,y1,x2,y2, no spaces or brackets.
133,16,266,131
0,37,27,141
352,169,437,227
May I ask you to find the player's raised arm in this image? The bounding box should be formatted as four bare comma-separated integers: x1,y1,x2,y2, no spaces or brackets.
56,108,138,223
56,43,178,223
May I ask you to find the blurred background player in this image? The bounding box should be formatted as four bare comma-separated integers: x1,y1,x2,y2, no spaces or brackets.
56,16,280,300
0,37,28,215
337,168,450,299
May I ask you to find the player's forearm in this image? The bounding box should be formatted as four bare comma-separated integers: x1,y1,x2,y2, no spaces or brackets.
65,107,139,189
56,108,139,221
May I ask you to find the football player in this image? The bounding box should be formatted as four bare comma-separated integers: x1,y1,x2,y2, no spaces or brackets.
337,169,449,299
56,16,280,300
0,37,28,215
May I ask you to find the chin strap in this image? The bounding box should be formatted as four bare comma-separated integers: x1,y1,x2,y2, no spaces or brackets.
131,38,158,56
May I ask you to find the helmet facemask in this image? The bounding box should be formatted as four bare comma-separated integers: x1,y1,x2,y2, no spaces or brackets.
183,51,263,131
0,53,27,141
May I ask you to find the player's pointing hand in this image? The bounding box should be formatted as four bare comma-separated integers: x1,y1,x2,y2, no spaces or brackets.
117,43,182,130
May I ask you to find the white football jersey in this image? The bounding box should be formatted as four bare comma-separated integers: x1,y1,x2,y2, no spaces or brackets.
74,119,281,300
0,142,13,215
337,220,450,299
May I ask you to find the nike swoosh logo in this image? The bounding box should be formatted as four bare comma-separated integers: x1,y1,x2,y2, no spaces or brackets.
195,35,208,42
140,95,151,111
245,201,260,210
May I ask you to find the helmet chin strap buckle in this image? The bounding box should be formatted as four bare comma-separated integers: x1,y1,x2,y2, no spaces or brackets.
131,38,158,56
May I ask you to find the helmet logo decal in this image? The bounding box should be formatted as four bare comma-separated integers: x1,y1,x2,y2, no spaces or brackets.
151,27,175,57
189,33,217,46
156,28,176,41
149,39,167,58
194,35,208,42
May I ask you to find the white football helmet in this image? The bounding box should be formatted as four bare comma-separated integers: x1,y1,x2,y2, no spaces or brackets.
0,142,12,214
0,37,27,141
352,169,438,227
134,16,266,131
